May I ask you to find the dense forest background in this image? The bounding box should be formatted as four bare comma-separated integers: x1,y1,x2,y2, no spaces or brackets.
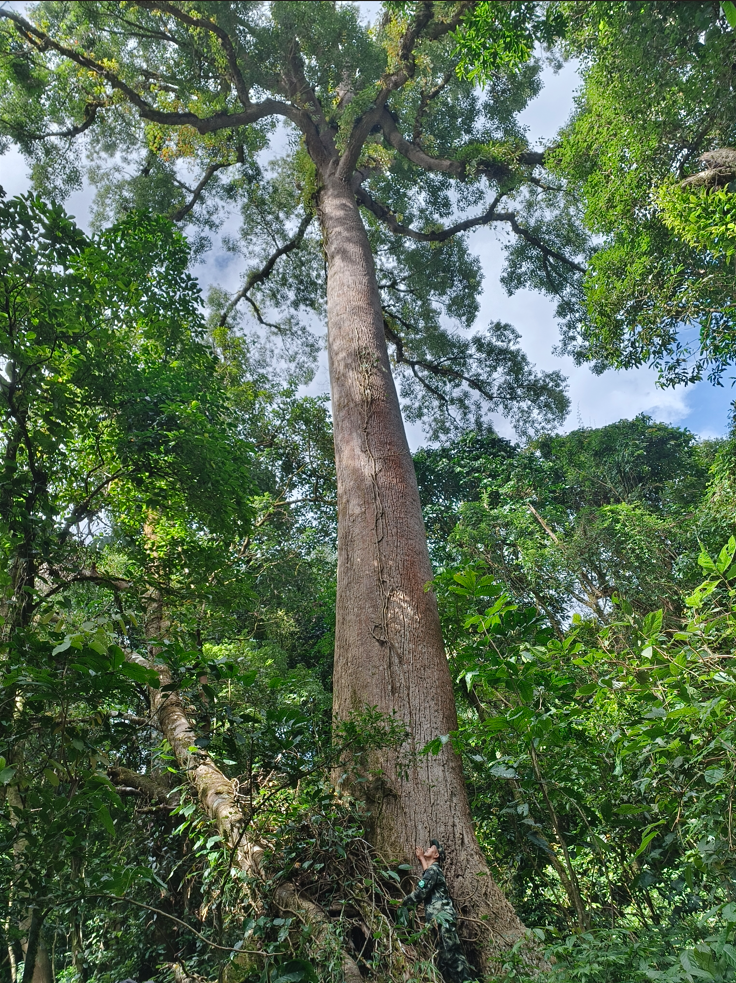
2,2,736,982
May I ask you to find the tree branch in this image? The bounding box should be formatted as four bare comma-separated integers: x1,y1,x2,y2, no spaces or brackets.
219,212,313,327
359,185,585,273
357,185,505,241
378,107,546,178
59,469,124,540
493,211,586,274
58,895,271,956
413,68,455,144
169,158,238,222
108,766,174,805
40,569,133,601
134,1,252,108
282,41,338,162
384,314,498,403
378,2,473,99
1,100,106,142
339,5,473,179
0,9,310,137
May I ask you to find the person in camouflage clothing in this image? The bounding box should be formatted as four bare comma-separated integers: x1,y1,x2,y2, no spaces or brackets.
399,840,479,983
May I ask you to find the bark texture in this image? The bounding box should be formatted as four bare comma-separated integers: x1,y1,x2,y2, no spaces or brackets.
319,176,529,963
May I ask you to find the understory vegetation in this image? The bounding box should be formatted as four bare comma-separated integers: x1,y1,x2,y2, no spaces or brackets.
2,191,736,983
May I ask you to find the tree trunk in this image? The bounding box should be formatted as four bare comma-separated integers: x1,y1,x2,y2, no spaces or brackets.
7,786,53,983
20,909,52,983
318,175,531,964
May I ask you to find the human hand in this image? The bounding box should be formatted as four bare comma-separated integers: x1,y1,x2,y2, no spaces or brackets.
415,846,423,859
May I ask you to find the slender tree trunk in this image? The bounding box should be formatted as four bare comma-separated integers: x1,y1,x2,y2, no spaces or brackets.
8,784,53,983
318,175,530,964
20,909,51,983
528,743,589,930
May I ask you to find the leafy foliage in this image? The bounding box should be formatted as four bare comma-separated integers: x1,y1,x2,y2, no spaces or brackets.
550,1,736,388
434,533,736,982
3,4,736,981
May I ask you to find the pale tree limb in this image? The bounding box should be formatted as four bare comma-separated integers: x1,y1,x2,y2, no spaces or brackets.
339,4,473,178
125,645,363,982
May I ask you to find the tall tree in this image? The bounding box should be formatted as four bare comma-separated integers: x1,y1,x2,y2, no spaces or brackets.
0,2,582,955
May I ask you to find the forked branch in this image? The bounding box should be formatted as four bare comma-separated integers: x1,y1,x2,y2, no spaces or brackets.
170,155,241,222
357,186,506,242
378,108,546,179
0,9,312,137
384,314,509,404
219,212,313,327
134,1,252,108
361,188,585,273
1,100,106,142
378,1,473,99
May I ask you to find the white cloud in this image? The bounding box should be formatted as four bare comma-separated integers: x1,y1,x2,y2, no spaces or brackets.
0,145,31,198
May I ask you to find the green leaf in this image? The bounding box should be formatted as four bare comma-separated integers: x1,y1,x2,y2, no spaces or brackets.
489,762,517,779
270,960,319,983
698,552,717,573
98,805,116,838
0,765,17,784
722,1,736,29
679,950,716,980
722,902,736,923
634,821,666,858
576,682,598,696
119,662,156,686
704,766,725,785
642,609,663,638
43,767,60,787
716,537,736,573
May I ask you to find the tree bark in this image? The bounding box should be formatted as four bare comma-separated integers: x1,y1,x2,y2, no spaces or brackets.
318,175,531,964
7,784,53,983
20,909,52,983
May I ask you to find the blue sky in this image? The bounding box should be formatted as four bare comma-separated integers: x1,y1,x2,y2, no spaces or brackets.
1,2,732,445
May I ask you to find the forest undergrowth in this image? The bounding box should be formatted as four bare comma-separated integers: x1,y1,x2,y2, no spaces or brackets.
5,521,736,983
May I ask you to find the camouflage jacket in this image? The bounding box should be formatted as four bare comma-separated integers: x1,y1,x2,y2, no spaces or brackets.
402,862,457,926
